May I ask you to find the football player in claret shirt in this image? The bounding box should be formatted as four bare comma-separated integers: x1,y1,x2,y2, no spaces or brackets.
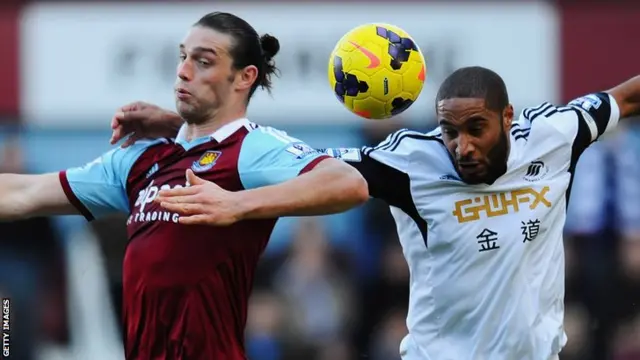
0,12,368,360
113,68,640,360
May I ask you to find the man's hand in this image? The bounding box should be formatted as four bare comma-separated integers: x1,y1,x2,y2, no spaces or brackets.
110,102,183,148
155,169,245,226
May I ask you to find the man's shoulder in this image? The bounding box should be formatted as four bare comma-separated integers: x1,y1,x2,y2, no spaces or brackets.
365,128,447,160
70,138,171,178
125,139,181,183
244,123,297,142
361,128,455,187
512,101,583,145
240,123,312,154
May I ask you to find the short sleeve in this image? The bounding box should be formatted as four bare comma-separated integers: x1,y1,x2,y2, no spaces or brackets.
59,140,160,221
321,129,429,210
567,92,620,140
362,129,416,173
322,130,431,241
520,93,620,155
238,127,330,189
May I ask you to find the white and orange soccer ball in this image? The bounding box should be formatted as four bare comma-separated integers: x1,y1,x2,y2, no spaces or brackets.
328,23,427,120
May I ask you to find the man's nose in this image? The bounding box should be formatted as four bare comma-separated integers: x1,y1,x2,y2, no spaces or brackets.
456,134,475,159
177,60,193,81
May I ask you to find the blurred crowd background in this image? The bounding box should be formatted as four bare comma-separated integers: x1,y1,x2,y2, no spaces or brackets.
0,0,638,359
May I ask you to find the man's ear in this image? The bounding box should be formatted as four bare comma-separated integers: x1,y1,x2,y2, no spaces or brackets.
503,104,514,130
234,65,258,92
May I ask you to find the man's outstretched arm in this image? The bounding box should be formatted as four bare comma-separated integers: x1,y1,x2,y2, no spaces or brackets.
0,140,156,222
157,128,368,226
0,173,77,220
608,75,640,119
235,157,368,219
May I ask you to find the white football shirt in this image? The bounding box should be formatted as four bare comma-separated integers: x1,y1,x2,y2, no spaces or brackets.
324,92,620,360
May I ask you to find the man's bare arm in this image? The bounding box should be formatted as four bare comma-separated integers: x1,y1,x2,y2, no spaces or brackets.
608,75,640,119
236,158,368,220
0,173,77,220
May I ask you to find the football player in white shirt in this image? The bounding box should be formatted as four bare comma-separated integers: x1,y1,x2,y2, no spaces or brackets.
111,67,640,360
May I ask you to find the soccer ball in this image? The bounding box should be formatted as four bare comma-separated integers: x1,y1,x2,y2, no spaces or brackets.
328,23,426,120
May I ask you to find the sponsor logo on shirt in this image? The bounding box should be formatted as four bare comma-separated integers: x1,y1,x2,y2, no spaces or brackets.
127,180,185,225
452,186,552,223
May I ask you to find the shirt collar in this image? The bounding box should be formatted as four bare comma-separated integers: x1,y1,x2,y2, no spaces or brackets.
176,118,251,143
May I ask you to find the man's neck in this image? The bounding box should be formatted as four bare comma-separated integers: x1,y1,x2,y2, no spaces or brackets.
183,106,246,141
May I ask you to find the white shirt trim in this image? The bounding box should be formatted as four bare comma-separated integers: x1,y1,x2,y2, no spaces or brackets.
175,118,251,143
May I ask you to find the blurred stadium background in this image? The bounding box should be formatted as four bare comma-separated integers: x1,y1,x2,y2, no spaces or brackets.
0,0,638,359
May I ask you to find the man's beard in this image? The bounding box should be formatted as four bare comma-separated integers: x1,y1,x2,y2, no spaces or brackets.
482,128,509,184
456,124,509,185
